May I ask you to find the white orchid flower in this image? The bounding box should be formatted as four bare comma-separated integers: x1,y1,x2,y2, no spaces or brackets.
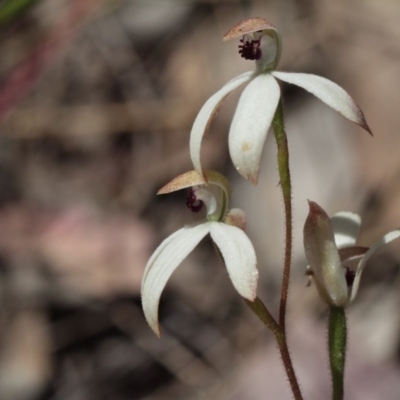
303,200,400,307
190,17,372,184
141,170,258,336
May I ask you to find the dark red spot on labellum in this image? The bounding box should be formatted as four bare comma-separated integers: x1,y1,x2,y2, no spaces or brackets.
186,188,203,213
239,36,261,60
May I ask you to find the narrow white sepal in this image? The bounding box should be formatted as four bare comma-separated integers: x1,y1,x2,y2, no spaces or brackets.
209,222,258,300
141,223,211,336
189,71,253,179
229,73,280,183
331,211,362,249
272,71,367,128
350,228,400,302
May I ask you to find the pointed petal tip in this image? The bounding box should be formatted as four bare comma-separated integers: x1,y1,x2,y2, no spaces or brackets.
248,174,259,185
142,296,162,337
357,111,373,136
345,99,373,136
272,71,373,136
146,319,161,337
305,200,331,230
234,164,259,185
363,122,373,136
153,326,161,338
307,199,322,213
156,187,166,195
238,170,258,185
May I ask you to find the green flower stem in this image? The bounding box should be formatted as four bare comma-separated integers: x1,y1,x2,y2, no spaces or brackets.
272,99,293,332
269,100,303,400
329,306,347,400
244,297,280,336
244,297,303,400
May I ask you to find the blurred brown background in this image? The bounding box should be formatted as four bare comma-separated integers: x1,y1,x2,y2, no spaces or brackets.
0,0,400,399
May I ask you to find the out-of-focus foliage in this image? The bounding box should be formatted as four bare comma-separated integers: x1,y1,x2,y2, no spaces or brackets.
0,1,400,399
0,0,40,24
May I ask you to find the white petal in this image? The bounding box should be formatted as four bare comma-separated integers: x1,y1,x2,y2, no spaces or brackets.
229,73,280,183
272,71,372,134
350,229,400,302
190,72,253,180
209,222,258,300
331,211,362,249
141,223,211,336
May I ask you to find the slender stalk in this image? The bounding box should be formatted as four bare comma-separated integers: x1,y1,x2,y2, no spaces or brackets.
244,297,280,336
268,100,303,399
329,306,347,400
272,100,293,331
275,332,303,400
244,297,303,400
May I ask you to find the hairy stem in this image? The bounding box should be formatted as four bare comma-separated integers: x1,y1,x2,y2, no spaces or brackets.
272,100,293,332
329,306,347,400
275,332,303,400
244,297,303,400
244,297,280,336
270,99,303,399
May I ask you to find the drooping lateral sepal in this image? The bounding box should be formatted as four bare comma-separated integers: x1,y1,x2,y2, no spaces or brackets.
141,223,211,336
272,71,372,135
210,222,258,300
